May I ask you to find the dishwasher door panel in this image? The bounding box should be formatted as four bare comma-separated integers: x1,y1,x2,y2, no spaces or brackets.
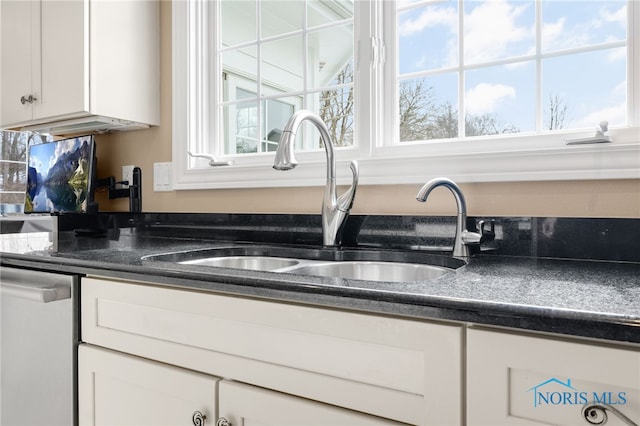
0,267,78,426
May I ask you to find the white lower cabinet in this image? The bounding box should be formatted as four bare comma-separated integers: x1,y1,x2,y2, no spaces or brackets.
79,277,640,426
78,345,398,426
467,327,640,426
78,345,218,426
80,277,464,425
218,380,403,426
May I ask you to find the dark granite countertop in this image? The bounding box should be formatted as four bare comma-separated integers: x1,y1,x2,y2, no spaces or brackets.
2,221,639,346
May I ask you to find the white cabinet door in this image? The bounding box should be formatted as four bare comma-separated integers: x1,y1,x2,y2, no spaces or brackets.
82,276,463,425
218,380,404,426
36,0,87,120
1,0,85,125
1,0,159,129
78,344,218,426
1,0,36,125
467,327,640,425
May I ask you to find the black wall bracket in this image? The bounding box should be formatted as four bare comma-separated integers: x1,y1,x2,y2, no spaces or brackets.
96,167,142,213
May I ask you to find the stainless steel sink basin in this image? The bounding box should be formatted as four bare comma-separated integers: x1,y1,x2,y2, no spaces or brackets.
142,244,465,283
181,256,299,272
290,261,451,282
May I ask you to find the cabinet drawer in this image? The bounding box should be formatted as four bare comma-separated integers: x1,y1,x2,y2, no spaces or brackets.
467,327,640,425
81,277,463,425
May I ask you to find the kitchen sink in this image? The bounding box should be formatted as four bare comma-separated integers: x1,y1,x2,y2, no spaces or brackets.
142,244,465,283
181,256,299,271
290,261,451,282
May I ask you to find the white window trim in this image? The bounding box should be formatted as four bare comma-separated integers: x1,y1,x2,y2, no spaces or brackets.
172,0,640,191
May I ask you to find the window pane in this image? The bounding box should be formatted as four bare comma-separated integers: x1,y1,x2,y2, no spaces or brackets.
307,24,353,90
221,0,257,46
214,0,356,159
317,86,354,147
465,62,533,135
398,1,459,73
543,49,627,129
397,0,426,7
308,0,353,28
261,35,304,93
399,73,458,142
394,0,630,143
1,131,50,210
542,0,627,52
463,0,534,65
261,0,303,38
263,97,297,152
222,47,258,96
225,100,259,154
0,131,27,164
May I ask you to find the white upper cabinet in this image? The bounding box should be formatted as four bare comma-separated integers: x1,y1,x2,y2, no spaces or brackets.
0,0,159,135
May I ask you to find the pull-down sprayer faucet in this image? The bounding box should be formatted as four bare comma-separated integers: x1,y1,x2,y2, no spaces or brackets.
273,110,359,247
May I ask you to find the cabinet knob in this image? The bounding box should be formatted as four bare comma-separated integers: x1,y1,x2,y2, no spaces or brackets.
582,403,638,426
20,95,37,105
192,411,207,426
215,417,232,426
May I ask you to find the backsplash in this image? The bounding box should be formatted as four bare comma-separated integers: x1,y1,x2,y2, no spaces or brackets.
56,212,638,263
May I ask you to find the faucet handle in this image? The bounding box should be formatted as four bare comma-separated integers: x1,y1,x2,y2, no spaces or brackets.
478,220,496,244
349,160,359,187
337,160,359,212
461,230,482,245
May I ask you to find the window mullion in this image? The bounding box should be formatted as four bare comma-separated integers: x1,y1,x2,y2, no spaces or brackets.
209,0,223,158
458,0,465,138
380,0,396,150
630,0,640,127
256,0,264,154
535,0,542,132
356,0,382,153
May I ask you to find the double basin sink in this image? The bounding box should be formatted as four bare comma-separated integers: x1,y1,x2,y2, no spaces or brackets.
143,244,466,283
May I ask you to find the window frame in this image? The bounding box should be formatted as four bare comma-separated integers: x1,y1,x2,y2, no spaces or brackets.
172,0,640,191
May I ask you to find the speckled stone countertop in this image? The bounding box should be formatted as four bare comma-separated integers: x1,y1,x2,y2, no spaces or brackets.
2,218,639,345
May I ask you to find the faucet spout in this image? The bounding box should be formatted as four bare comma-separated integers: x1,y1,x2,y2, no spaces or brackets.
273,110,358,246
416,177,479,259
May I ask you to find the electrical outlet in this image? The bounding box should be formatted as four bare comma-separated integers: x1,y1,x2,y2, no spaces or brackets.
122,165,135,187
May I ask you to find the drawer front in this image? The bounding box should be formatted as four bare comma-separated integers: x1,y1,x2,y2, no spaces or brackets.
467,327,640,425
81,276,463,425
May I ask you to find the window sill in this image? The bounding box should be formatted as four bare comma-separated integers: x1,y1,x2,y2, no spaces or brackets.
172,138,640,190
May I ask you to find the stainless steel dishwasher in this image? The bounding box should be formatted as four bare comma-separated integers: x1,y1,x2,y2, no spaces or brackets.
0,266,78,426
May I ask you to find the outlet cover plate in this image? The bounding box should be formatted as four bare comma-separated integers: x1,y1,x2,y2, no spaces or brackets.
122,165,134,187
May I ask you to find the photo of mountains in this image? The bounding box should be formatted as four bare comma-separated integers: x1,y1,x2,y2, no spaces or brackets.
25,136,94,213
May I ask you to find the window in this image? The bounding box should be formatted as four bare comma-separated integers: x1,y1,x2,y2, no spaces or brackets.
0,131,50,213
395,0,629,141
172,0,639,190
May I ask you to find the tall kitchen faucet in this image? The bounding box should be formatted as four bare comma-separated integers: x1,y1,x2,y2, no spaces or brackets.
273,110,358,247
